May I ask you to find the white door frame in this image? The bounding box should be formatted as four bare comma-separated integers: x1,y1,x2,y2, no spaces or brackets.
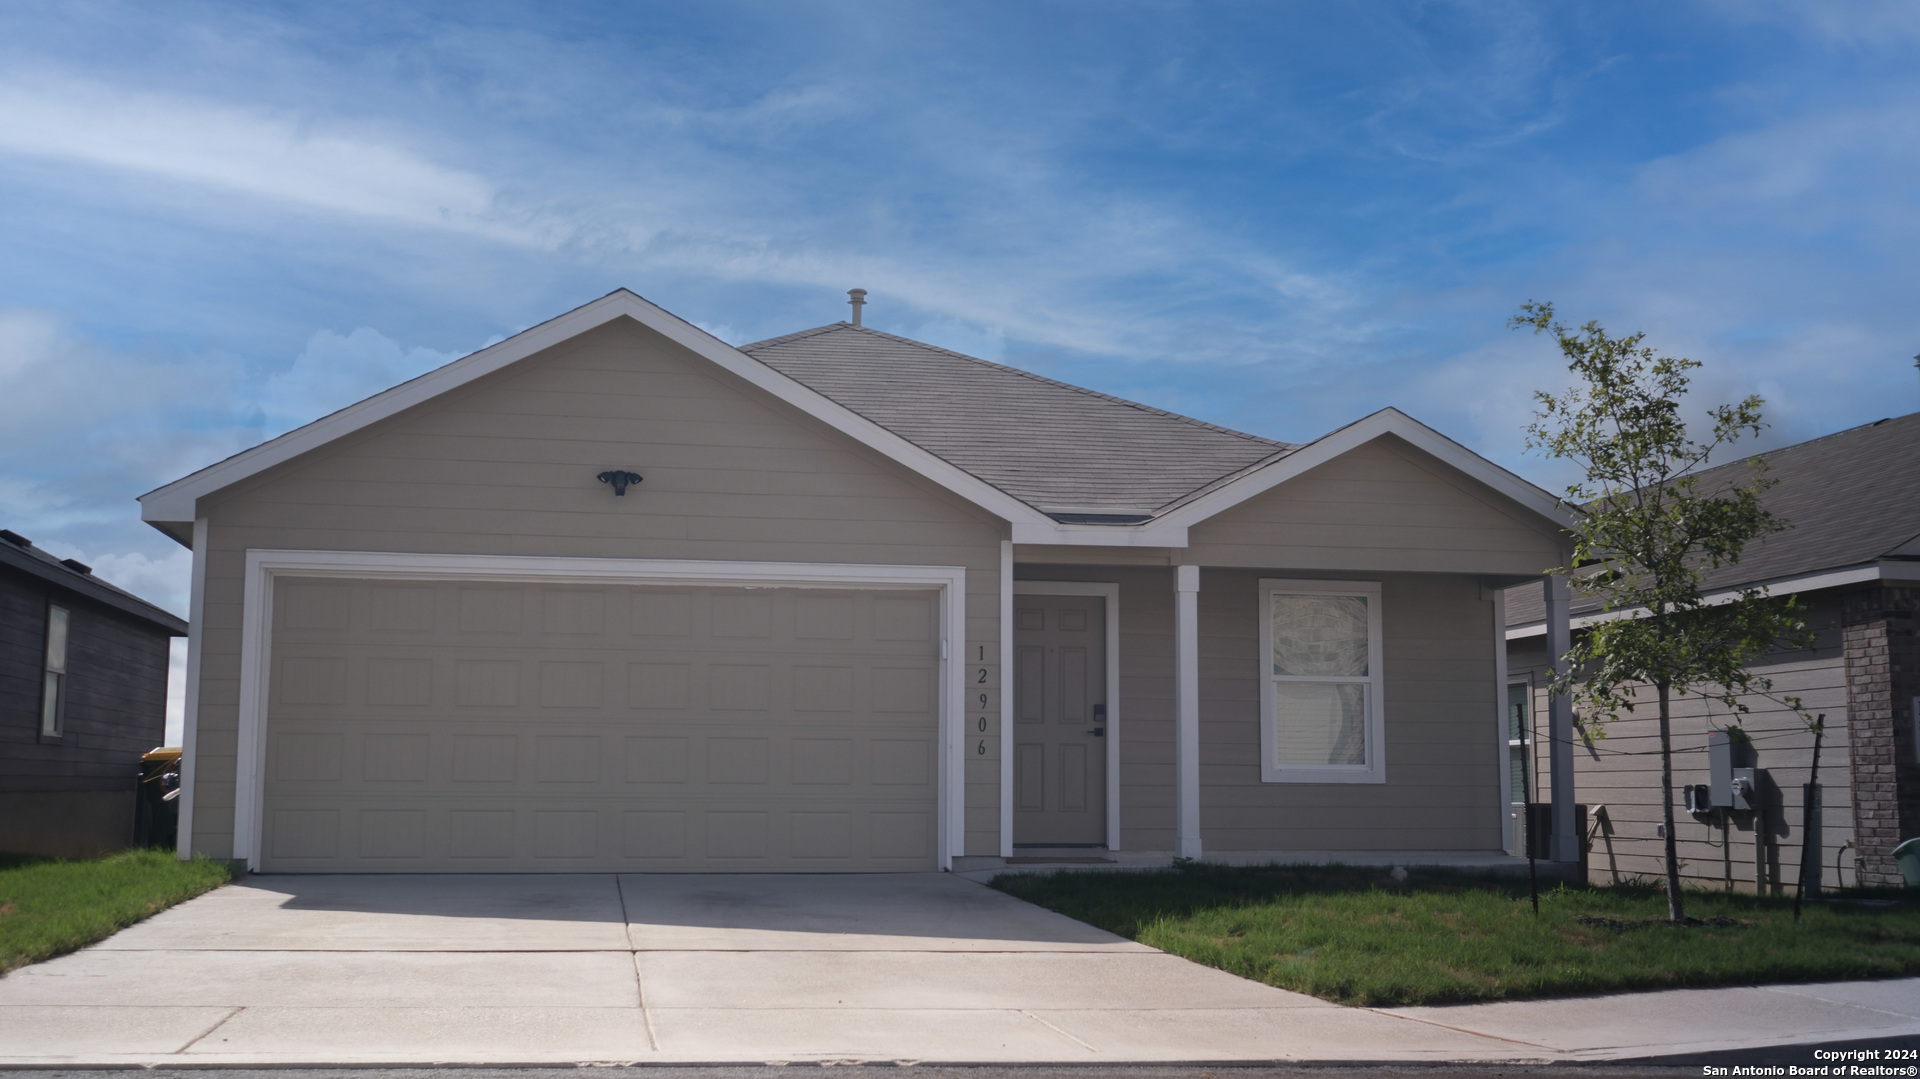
1009,581,1122,851
234,549,968,871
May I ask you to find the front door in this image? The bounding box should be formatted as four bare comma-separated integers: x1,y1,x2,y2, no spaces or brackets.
1012,593,1107,846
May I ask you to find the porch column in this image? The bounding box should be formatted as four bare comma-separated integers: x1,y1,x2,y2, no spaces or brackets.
1544,574,1578,863
1175,564,1202,859
177,516,208,861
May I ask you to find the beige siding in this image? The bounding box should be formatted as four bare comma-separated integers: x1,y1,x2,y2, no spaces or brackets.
1507,593,1855,890
1201,570,1503,851
1015,565,1503,853
189,317,1006,860
1186,436,1566,576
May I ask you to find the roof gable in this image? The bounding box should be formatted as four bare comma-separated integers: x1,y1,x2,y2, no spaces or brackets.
141,290,1053,541
141,289,1575,549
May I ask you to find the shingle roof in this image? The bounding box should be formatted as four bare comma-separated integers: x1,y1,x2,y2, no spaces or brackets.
740,323,1295,518
1506,410,1920,624
0,528,188,635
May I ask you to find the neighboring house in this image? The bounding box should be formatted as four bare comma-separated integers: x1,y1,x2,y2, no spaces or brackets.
1,528,188,857
141,289,1577,874
1506,412,1920,890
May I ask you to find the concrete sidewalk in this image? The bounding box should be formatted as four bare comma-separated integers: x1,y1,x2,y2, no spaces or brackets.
0,872,1913,1066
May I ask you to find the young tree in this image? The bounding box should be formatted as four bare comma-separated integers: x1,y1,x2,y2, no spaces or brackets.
1515,302,1812,922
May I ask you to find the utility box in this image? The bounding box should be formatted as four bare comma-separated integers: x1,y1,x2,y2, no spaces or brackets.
1708,729,1757,808
1684,784,1713,815
1730,767,1757,812
1522,802,1588,873
1709,730,1732,806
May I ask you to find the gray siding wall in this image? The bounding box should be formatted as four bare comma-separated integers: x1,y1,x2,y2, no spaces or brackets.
1186,436,1565,577
188,317,1007,860
1202,569,1503,852
1,566,171,797
1,565,172,857
1507,590,1856,891
1016,565,1503,853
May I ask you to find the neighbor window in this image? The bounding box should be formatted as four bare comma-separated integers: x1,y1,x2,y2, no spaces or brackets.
1258,579,1384,783
1507,681,1533,805
41,605,69,738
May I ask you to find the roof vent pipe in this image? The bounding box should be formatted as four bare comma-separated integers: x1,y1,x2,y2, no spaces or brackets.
847,288,866,327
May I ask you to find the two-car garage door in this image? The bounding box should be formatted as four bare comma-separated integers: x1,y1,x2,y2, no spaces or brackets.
260,577,940,872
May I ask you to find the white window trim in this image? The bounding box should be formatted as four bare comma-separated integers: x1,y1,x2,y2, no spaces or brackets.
1010,580,1122,851
1258,578,1385,784
233,549,967,873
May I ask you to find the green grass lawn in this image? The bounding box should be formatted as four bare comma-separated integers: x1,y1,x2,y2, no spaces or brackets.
992,862,1920,1007
0,849,232,975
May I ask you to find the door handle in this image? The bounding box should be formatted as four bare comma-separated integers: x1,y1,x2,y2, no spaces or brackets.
1087,727,1105,737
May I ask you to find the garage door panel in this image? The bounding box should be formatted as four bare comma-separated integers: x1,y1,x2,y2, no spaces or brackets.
263,580,940,872
261,800,939,871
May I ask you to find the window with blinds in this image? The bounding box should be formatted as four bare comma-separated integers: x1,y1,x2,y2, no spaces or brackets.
1259,580,1384,784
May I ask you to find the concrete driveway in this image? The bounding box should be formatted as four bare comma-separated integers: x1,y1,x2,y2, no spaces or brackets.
2,873,1916,1066
1,871,1539,1065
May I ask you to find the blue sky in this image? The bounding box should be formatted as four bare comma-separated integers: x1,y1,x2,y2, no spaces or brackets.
3,1,1918,729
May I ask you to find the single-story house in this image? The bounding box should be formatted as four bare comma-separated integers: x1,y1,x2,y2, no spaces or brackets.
142,289,1580,873
1506,411,1920,890
2,527,188,857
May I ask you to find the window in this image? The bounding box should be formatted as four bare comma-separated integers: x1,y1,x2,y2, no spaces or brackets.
41,605,69,739
1259,579,1384,783
1507,681,1533,805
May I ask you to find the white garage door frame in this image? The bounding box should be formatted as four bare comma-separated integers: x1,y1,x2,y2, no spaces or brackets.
232,549,968,872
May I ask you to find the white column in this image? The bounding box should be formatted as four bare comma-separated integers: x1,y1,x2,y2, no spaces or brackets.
1175,564,1202,859
175,517,208,861
999,540,1015,858
1493,586,1513,853
1544,574,1578,863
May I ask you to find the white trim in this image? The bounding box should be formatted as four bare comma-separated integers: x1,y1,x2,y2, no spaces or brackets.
1257,578,1387,785
1174,565,1202,858
140,296,1579,553
175,517,206,861
998,542,1015,858
142,290,1055,535
1014,581,1123,851
1505,674,1536,857
233,549,967,872
1009,521,1190,547
1157,408,1579,534
1504,560,1920,639
1493,588,1511,852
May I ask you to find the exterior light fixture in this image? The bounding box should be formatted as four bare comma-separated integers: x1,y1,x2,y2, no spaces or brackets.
597,470,643,496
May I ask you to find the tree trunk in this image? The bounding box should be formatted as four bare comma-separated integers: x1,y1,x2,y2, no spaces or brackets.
1657,679,1685,922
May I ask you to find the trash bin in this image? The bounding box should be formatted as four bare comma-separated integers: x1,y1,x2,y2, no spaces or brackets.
135,746,183,850
1895,837,1920,888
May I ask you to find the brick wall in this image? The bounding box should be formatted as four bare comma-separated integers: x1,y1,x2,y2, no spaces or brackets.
1841,584,1919,887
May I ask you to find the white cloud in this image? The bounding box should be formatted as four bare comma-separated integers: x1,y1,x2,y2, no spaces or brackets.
1705,0,1920,46
260,328,462,435
0,75,545,244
